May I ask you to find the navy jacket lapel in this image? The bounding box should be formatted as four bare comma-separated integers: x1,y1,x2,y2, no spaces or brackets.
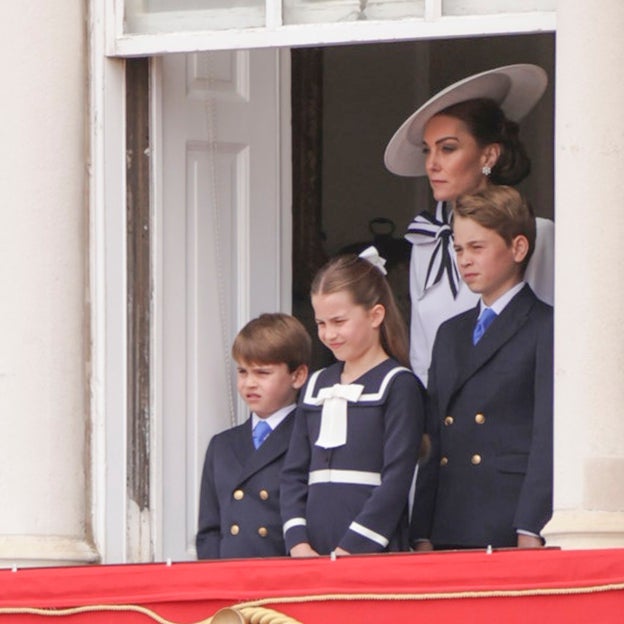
437,305,479,414
452,285,537,399
235,411,295,485
231,417,255,466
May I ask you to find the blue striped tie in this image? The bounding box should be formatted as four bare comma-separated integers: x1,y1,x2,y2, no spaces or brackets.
252,420,272,449
473,308,497,345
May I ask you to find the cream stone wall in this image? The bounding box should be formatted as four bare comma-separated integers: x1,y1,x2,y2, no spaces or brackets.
0,3,96,565
544,0,624,547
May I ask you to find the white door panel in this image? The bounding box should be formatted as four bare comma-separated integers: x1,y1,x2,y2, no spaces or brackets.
158,49,286,561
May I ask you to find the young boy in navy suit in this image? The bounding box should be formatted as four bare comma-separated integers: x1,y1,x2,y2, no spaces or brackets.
196,313,311,559
411,185,553,550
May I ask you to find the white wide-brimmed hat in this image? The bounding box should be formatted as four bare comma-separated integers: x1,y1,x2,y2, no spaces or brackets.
384,64,548,177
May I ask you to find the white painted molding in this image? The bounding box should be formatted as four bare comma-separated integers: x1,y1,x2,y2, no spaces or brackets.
543,510,624,550
278,48,292,314
150,55,165,564
90,0,130,564
109,12,556,57
0,536,100,568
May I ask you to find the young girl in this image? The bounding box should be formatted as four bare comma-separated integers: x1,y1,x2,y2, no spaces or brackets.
280,247,425,556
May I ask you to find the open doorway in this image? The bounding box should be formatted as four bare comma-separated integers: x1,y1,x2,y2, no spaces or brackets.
291,33,555,370
154,34,554,562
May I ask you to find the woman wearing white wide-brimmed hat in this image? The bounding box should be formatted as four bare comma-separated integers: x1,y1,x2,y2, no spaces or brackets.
385,64,554,386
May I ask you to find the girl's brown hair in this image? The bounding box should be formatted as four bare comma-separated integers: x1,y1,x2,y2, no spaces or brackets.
310,253,410,368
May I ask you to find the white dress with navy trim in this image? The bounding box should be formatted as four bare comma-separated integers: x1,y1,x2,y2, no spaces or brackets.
280,358,425,555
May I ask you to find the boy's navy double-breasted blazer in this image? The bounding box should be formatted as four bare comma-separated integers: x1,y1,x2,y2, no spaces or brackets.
411,285,553,548
196,411,294,559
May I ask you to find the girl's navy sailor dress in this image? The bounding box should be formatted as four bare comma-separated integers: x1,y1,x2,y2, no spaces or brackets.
281,357,424,555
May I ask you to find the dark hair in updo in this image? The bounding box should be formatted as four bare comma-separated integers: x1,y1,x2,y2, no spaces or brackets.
436,97,531,186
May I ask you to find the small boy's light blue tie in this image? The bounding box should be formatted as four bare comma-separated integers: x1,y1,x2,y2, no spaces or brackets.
252,420,272,449
472,307,497,345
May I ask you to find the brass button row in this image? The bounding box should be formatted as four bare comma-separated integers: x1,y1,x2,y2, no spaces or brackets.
443,413,486,425
440,454,483,466
230,524,269,538
233,489,270,501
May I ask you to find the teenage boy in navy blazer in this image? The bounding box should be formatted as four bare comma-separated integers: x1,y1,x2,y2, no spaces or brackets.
196,313,310,559
411,185,553,550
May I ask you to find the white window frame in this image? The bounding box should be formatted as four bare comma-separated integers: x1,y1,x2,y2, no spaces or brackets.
108,0,555,56
93,0,556,563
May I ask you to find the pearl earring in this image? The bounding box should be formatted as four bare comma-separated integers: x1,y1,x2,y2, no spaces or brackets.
482,165,492,176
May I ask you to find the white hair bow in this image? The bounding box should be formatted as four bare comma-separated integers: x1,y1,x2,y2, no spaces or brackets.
312,383,364,448
358,246,388,275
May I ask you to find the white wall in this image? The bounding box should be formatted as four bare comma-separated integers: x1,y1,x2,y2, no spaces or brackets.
544,0,624,547
0,2,95,565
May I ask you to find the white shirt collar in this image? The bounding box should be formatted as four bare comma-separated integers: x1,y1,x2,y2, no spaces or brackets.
251,403,296,430
480,281,525,316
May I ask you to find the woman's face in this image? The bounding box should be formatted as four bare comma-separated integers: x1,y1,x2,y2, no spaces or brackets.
422,114,496,202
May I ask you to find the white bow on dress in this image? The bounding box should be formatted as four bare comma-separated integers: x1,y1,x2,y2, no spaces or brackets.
312,383,365,449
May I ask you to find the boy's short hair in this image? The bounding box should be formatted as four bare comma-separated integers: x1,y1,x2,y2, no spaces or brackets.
232,313,311,371
454,185,537,270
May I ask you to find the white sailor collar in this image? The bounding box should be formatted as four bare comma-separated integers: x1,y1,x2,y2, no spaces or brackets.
302,359,411,408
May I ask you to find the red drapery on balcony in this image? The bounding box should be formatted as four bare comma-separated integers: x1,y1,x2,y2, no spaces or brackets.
1,548,624,623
